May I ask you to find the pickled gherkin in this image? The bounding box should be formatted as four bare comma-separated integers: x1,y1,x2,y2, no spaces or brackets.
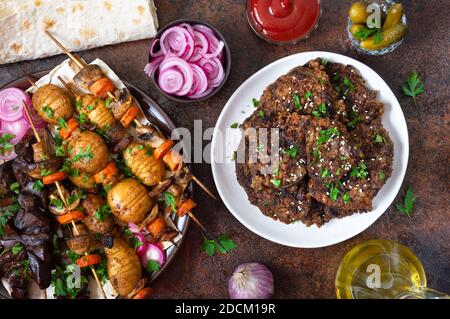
360,23,408,51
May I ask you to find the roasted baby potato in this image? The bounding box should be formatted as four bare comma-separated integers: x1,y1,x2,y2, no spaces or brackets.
68,130,109,175
32,84,73,124
107,178,154,224
69,170,96,191
123,141,164,186
105,237,142,297
77,94,115,130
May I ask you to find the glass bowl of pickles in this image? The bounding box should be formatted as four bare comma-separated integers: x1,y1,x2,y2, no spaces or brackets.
347,1,408,55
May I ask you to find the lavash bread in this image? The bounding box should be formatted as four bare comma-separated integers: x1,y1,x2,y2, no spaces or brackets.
0,0,158,64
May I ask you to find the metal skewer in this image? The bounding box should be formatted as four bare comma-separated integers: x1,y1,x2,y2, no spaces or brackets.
22,98,107,299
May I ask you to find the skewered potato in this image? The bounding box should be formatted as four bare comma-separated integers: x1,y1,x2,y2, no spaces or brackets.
123,141,164,186
107,178,153,224
68,170,96,191
82,194,114,234
105,237,142,297
32,84,73,124
77,94,115,130
67,130,109,174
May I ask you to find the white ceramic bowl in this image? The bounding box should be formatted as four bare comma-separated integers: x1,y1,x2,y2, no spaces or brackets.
211,51,409,248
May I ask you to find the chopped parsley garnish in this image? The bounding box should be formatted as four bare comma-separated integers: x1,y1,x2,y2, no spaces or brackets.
374,134,386,144
105,97,113,108
57,118,67,129
293,94,302,110
312,103,327,118
60,158,79,177
40,168,54,177
0,133,15,155
282,145,298,158
145,147,153,156
321,58,328,66
72,145,93,162
395,186,415,217
164,192,176,213
347,110,360,128
55,144,66,157
94,204,111,222
258,110,265,117
350,162,368,179
147,260,161,272
95,259,108,284
230,122,239,129
304,91,312,100
343,76,355,92
329,184,340,201
75,99,83,112
343,192,351,204
270,179,281,188
11,243,23,255
201,234,236,256
379,171,386,181
136,145,144,151
86,104,94,112
320,168,330,178
10,182,20,194
78,113,88,124
256,144,265,152
252,98,259,107
50,198,64,210
0,201,20,236
402,71,425,105
32,180,44,192
43,105,54,119
317,127,340,145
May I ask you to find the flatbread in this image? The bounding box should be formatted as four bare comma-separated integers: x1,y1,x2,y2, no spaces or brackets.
0,0,158,64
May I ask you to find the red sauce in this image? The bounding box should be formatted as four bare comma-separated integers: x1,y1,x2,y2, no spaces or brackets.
247,0,321,43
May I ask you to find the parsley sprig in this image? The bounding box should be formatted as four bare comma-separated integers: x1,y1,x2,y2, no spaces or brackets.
202,234,236,256
395,186,415,217
402,71,425,105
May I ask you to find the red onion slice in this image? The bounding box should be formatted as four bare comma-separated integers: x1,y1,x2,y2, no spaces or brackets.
1,118,29,144
0,88,30,122
160,26,195,60
159,57,194,96
187,64,209,97
137,242,167,270
149,38,163,58
144,56,164,79
158,67,184,94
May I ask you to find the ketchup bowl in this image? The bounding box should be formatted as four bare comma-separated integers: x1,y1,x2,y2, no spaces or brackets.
144,19,231,103
246,0,322,45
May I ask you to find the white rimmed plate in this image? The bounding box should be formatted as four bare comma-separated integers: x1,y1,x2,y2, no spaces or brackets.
211,51,408,248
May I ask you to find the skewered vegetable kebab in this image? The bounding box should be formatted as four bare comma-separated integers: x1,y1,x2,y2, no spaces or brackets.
58,77,224,248
21,99,107,298
45,29,217,200
29,80,172,298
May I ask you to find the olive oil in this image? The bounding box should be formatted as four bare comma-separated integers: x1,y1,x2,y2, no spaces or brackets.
335,240,427,299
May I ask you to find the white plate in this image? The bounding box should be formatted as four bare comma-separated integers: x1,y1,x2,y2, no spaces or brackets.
211,51,409,248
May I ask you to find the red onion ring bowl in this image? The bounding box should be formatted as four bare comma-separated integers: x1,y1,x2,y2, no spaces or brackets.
146,19,231,103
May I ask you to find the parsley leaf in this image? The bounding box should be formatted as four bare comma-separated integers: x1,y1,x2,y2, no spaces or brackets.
42,105,54,119
94,204,111,222
0,133,15,155
32,180,44,192
374,134,386,144
312,103,327,118
373,29,384,44
350,162,368,179
320,168,330,178
10,182,20,194
293,94,302,110
230,122,239,129
402,71,425,105
202,235,237,256
282,145,298,158
258,110,265,117
354,26,379,41
343,192,351,204
395,186,415,217
147,260,161,272
317,128,340,145
252,98,259,107
270,179,281,188
164,192,177,213
379,171,386,181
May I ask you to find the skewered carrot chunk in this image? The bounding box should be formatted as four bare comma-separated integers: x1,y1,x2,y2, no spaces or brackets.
42,171,68,185
146,216,166,238
132,287,152,299
89,77,115,98
176,199,197,217
93,162,118,184
154,140,174,160
76,254,102,268
163,150,183,171
120,105,139,128
56,210,85,225
60,118,79,139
